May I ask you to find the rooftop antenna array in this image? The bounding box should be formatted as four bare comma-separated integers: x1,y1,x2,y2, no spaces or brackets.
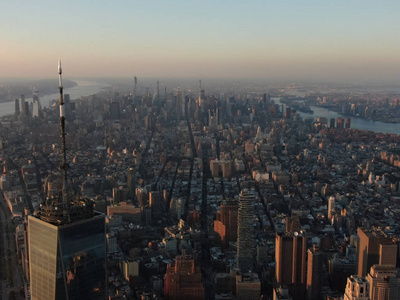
37,60,94,225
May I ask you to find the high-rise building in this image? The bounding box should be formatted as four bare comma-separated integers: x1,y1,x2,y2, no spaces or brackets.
15,98,20,116
337,117,344,129
344,275,370,300
210,159,220,178
21,94,27,117
237,189,255,273
28,60,107,300
357,227,396,277
306,245,322,300
149,191,162,219
285,107,292,119
330,118,335,128
214,199,238,247
28,211,106,300
328,196,335,219
164,253,204,300
236,271,261,300
32,91,41,118
276,231,307,300
222,160,233,178
110,101,120,119
136,187,148,207
176,89,184,119
127,167,136,200
366,265,399,300
112,186,127,204
345,118,351,129
328,253,356,293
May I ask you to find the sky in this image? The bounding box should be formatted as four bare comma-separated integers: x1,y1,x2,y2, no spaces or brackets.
1,0,400,83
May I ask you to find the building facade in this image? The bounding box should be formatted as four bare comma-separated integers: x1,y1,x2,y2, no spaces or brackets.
276,231,307,299
28,214,106,300
164,254,204,300
237,189,255,273
214,199,238,248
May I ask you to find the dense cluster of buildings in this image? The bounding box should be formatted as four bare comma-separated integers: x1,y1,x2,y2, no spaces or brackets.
1,78,400,300
305,92,400,123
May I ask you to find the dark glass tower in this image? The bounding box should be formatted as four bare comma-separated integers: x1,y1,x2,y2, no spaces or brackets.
28,213,106,300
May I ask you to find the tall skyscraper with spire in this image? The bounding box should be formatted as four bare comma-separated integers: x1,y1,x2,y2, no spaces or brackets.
237,189,255,272
28,60,107,300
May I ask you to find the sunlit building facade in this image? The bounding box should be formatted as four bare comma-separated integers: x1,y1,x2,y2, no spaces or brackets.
28,213,106,300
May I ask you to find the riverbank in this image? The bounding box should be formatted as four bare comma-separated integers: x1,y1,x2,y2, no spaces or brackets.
0,80,111,117
313,104,400,124
274,97,400,135
0,78,77,104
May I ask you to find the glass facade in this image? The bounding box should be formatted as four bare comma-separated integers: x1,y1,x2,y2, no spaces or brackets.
29,217,58,300
29,214,106,300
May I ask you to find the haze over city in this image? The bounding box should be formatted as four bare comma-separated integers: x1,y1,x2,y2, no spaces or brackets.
3,1,400,300
1,0,400,83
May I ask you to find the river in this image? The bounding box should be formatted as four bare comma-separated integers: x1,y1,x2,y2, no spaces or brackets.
1,83,399,135
273,97,400,135
0,80,110,117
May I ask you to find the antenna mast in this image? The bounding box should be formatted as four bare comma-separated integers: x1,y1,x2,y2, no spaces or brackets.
58,59,69,205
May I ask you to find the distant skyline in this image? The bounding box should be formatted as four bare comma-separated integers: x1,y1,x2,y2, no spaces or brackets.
1,0,399,83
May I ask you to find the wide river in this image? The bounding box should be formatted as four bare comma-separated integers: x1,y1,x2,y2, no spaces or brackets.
274,97,400,135
0,80,110,117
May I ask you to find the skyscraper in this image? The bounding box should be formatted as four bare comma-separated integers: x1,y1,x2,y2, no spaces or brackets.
149,191,162,219
32,91,40,118
176,89,184,119
15,98,20,116
328,196,335,219
344,275,370,300
127,167,136,200
306,245,322,300
164,253,204,300
276,231,307,300
366,264,398,300
237,189,255,272
214,199,238,248
21,94,26,117
28,60,106,300
28,212,106,300
357,227,396,277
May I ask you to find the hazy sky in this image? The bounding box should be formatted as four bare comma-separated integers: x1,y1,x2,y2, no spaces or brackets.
1,0,399,83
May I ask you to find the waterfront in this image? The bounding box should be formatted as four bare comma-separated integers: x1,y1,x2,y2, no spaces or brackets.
274,97,400,135
1,82,399,135
0,80,110,117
